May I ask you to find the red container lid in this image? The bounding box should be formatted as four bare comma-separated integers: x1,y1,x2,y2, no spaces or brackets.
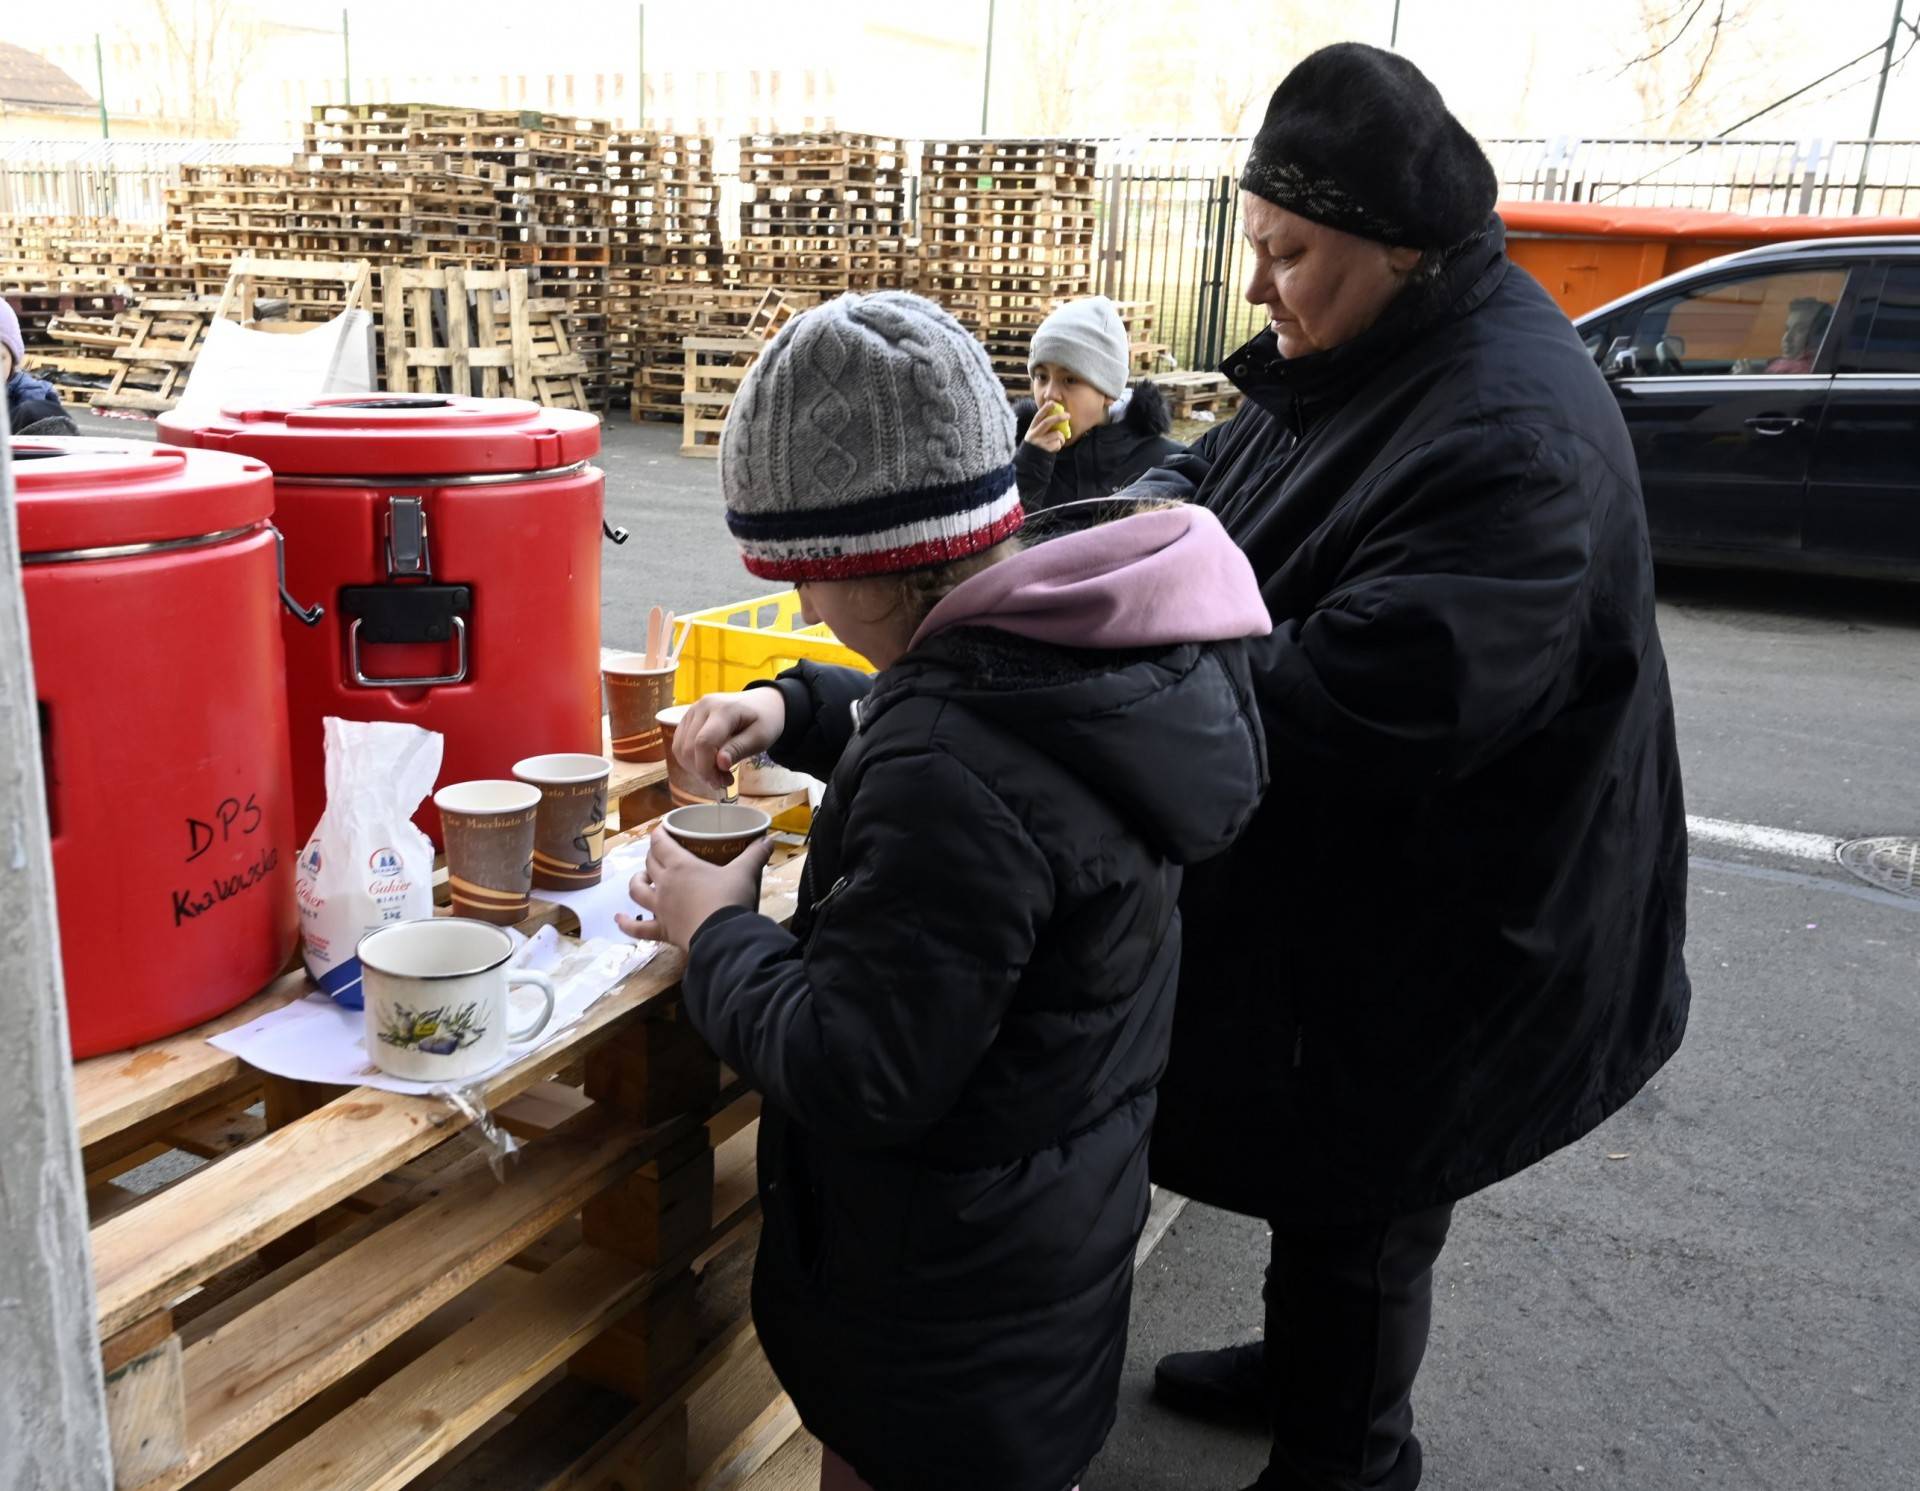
12,438,275,556
158,394,601,477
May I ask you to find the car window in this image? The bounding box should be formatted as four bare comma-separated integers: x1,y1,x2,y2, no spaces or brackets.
1627,268,1848,377
1851,265,1920,373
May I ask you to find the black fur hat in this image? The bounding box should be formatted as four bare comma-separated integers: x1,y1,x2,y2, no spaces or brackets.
1240,43,1497,250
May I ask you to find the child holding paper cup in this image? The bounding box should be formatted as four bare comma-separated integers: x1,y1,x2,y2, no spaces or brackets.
620,292,1268,1491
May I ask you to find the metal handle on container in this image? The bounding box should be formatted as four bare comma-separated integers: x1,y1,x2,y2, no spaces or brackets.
603,520,630,545
269,522,325,626
348,615,469,688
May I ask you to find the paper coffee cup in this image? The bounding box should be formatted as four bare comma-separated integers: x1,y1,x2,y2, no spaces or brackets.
603,655,679,763
434,780,540,925
660,802,772,865
513,753,612,891
655,703,720,807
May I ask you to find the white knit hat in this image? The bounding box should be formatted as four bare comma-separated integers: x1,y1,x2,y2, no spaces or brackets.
1028,296,1130,398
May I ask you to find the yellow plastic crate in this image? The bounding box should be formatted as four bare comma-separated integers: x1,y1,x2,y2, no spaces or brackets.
673,589,872,704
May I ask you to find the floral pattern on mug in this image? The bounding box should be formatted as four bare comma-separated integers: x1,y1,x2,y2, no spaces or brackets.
376,1001,488,1056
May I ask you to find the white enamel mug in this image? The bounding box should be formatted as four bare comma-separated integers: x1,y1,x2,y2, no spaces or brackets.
356,918,557,1083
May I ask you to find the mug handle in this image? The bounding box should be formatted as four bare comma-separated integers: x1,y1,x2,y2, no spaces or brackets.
505,970,557,1045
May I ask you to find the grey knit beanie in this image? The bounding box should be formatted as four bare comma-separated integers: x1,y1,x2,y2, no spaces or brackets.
1028,296,1130,398
721,291,1019,582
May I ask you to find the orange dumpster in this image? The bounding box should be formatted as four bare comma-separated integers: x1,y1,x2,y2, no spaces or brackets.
1497,201,1920,319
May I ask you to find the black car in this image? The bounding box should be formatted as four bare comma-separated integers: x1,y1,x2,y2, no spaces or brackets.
1575,236,1920,579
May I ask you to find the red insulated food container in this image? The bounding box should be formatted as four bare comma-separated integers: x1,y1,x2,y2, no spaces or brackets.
14,438,300,1058
157,395,606,848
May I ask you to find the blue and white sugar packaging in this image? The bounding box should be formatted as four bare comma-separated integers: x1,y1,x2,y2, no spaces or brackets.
295,717,443,1008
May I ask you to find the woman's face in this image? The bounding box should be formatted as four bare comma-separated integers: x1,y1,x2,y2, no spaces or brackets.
1240,193,1423,359
1030,362,1109,444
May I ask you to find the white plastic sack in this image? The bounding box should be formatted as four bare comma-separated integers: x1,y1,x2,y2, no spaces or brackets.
176,308,376,421
297,718,443,1008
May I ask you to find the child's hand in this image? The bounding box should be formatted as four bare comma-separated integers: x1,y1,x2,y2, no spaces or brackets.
676,689,787,792
1025,401,1070,454
617,826,774,952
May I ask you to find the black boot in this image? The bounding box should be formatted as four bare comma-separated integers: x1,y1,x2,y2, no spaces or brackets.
1151,1338,1268,1425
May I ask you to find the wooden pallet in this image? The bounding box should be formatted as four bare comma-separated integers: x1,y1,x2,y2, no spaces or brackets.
678,333,770,457
70,760,804,1491
1149,369,1246,419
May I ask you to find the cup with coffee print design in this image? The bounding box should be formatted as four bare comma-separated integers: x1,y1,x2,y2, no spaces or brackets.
655,703,723,807
603,655,679,763
659,801,771,865
434,779,540,924
513,753,612,891
357,918,556,1083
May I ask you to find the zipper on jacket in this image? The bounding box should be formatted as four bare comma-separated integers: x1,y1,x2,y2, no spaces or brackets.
803,875,851,952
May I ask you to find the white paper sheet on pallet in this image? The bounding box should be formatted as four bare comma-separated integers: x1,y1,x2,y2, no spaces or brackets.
534,835,653,943
207,925,661,1096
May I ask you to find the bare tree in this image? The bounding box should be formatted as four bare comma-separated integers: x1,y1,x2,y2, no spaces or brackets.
1621,0,1755,133
147,0,266,132
1007,0,1106,136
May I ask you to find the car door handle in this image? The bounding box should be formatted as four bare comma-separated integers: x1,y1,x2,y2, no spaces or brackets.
1744,415,1806,435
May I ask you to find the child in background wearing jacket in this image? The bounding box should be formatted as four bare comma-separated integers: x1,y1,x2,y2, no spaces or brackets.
618,292,1268,1491
2,300,79,436
1014,294,1184,511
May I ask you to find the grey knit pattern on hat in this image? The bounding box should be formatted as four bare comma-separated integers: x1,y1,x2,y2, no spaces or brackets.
1029,295,1131,398
720,291,1020,581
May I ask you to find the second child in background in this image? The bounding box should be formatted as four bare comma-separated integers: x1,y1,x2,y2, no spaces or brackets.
1015,295,1184,510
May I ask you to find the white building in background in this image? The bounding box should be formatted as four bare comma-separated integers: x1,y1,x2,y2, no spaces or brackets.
7,0,988,144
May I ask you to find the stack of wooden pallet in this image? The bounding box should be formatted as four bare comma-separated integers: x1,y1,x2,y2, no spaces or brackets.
0,217,191,300
413,108,615,406
918,138,1100,392
1113,299,1172,377
30,311,136,408
1149,368,1245,420
734,132,913,299
608,132,723,403
383,264,591,410
88,298,220,414
166,165,296,299
680,290,796,457
287,104,503,318
626,289,769,421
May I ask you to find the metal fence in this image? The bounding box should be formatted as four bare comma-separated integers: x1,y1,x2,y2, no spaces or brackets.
0,140,293,220
1487,136,1920,215
8,134,1920,376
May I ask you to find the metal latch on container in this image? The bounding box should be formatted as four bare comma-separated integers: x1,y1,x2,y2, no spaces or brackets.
385,496,431,577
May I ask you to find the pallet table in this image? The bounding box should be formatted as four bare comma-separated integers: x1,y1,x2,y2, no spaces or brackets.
73,752,804,1491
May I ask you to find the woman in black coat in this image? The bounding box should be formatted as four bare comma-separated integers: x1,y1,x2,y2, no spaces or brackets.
623,292,1269,1491
1129,46,1692,1491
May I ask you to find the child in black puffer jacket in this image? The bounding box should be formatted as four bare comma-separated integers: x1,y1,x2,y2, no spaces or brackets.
1014,295,1185,511
619,292,1268,1491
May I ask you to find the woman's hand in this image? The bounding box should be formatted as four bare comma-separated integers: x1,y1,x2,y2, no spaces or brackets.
1024,401,1070,454
675,688,787,793
617,827,774,952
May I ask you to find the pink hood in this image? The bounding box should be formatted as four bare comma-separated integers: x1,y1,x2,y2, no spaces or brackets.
912,503,1271,652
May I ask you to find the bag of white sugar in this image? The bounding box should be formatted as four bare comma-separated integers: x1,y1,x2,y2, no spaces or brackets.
295,718,443,1008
